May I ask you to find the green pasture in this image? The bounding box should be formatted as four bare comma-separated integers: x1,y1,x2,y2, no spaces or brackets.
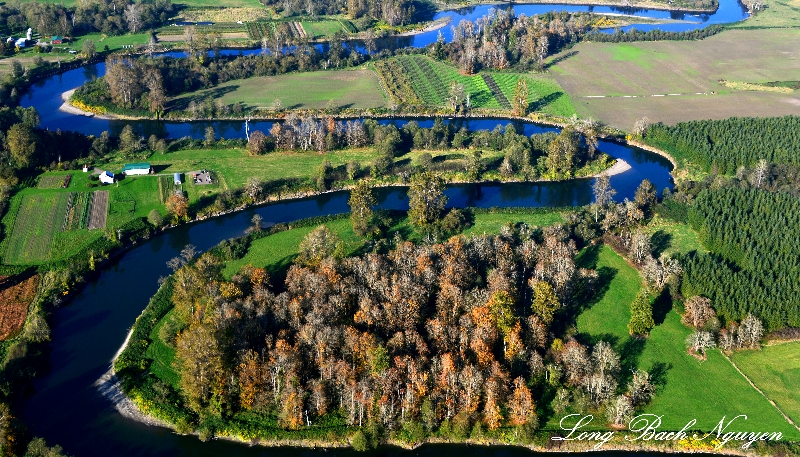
732,342,800,427
644,215,706,257
300,20,347,38
574,246,799,438
170,69,387,111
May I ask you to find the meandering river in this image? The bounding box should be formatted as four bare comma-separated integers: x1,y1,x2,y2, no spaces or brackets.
15,0,753,454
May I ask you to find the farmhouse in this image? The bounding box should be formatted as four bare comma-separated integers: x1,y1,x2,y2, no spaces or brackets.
122,162,152,176
99,171,115,184
50,35,63,44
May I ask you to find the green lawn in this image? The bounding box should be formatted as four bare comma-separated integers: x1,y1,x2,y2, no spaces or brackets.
146,310,180,389
644,215,706,257
65,33,151,52
732,342,800,427
574,246,800,438
461,211,566,237
576,245,640,344
301,20,346,38
170,69,387,111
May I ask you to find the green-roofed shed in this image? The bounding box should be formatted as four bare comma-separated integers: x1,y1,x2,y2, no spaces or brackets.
122,162,152,176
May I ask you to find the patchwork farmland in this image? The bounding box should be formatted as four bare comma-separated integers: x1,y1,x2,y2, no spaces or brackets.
2,190,109,265
375,55,576,116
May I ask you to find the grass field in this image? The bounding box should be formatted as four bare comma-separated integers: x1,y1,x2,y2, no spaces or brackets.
222,210,568,279
549,29,800,128
171,69,387,111
301,20,347,38
728,0,800,28
732,342,800,427
574,246,799,438
644,216,706,257
146,309,181,389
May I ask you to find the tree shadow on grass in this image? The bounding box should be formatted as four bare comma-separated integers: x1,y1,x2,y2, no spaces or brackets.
652,287,672,326
650,230,672,257
619,336,647,386
576,243,602,269
530,91,566,112
649,361,672,392
544,50,579,70
169,85,240,111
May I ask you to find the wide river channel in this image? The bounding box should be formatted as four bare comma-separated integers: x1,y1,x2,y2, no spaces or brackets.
16,1,746,455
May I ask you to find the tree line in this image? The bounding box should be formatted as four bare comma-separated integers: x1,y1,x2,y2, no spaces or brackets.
680,186,800,331
0,0,174,38
643,115,800,174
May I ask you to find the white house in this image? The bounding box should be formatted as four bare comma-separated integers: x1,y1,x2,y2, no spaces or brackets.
99,171,115,184
15,38,25,48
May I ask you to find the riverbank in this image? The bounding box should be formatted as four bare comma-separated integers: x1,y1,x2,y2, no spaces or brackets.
442,0,718,13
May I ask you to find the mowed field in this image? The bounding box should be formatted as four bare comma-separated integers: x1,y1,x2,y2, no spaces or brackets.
171,69,387,111
574,246,800,438
732,342,800,427
548,29,800,128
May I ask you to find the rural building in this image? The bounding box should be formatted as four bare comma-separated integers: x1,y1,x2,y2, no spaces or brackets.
174,173,182,185
122,162,152,176
51,35,63,44
15,38,25,48
99,171,115,184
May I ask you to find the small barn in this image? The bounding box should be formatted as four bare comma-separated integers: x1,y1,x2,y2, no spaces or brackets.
51,35,63,44
173,173,182,185
99,171,115,184
122,162,152,176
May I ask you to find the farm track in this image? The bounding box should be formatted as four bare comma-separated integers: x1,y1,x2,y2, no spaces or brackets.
482,74,512,109
88,191,109,230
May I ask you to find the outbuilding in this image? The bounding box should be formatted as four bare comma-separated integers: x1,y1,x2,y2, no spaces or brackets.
51,35,63,44
122,162,152,176
15,38,25,48
99,171,115,184
173,172,182,185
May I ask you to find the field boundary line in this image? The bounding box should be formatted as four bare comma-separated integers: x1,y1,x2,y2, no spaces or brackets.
723,352,800,434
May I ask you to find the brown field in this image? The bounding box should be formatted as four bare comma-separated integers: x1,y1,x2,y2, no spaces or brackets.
88,191,109,230
0,275,38,340
548,29,800,128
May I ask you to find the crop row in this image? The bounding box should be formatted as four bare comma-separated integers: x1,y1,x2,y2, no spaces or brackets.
4,193,69,264
247,22,274,40
157,23,246,36
373,60,423,106
481,74,512,109
37,175,70,189
62,192,92,231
